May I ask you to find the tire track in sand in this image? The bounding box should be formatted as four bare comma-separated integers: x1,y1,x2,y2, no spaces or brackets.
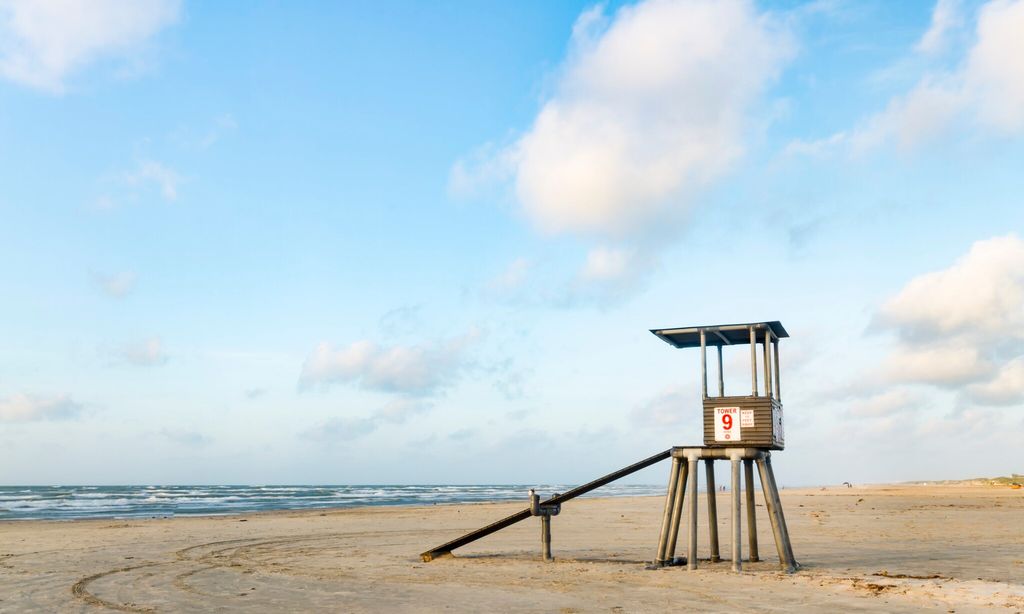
70,562,163,613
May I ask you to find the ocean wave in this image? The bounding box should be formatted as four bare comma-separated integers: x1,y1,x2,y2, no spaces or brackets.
0,484,665,521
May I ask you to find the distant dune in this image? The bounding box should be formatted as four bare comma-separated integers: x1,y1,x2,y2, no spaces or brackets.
900,474,1024,487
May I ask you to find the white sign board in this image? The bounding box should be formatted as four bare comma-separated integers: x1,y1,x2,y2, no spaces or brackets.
774,405,784,443
714,407,741,442
741,409,755,428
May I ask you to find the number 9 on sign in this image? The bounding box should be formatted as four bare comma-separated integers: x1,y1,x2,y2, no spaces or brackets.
714,407,742,442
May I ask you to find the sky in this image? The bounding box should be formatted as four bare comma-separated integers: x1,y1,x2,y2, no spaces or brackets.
1,0,1022,486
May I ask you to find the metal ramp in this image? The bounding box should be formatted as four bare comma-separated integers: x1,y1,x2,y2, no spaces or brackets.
420,449,671,562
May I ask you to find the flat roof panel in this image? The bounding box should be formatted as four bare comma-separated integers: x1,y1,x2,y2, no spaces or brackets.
650,321,788,349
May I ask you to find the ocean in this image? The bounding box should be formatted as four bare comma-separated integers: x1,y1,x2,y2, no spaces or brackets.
0,484,666,521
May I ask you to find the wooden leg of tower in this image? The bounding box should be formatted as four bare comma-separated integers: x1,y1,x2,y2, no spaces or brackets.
687,457,699,570
666,458,688,563
756,456,788,571
744,459,759,562
731,456,742,572
705,459,720,562
764,455,797,571
655,457,681,565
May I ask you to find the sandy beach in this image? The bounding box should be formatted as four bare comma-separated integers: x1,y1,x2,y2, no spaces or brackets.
1,484,1022,613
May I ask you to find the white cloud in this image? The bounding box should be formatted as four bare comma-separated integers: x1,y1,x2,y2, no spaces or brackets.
963,0,1024,131
92,270,137,298
126,160,181,201
913,406,1001,439
456,0,791,239
302,399,431,442
0,0,180,93
97,159,183,209
198,114,237,149
630,385,697,427
875,234,1024,341
493,369,526,401
560,245,656,306
782,131,848,158
883,345,990,386
159,428,211,447
299,331,480,395
916,0,962,55
119,337,168,367
171,114,240,150
448,141,517,200
455,0,792,305
374,398,430,423
448,428,477,441
579,246,637,282
966,358,1024,406
486,258,531,294
302,417,379,442
847,389,923,418
0,394,82,422
871,234,1024,406
482,250,653,308
849,78,966,153
524,0,791,237
805,0,1024,153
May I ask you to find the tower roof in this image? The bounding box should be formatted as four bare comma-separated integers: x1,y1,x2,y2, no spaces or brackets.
650,321,788,349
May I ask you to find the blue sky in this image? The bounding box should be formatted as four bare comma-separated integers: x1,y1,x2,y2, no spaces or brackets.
1,0,1022,486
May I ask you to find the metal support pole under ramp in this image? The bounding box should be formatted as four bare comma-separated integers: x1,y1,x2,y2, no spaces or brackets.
420,449,671,562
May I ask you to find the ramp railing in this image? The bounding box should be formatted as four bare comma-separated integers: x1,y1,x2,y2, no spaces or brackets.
420,448,671,561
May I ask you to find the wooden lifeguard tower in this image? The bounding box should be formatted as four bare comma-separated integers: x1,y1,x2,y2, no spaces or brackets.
652,321,786,449
649,321,797,572
420,321,797,574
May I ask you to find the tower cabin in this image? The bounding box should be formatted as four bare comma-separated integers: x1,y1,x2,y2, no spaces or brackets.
651,321,787,450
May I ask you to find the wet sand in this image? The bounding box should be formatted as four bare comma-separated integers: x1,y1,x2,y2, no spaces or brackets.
1,484,1022,612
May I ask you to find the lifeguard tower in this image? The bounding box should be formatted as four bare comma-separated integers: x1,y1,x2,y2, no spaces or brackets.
652,321,786,449
648,321,796,572
420,321,797,574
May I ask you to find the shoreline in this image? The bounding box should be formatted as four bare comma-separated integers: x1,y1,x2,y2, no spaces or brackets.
1,485,1022,611
0,483,667,523
2,480,1017,525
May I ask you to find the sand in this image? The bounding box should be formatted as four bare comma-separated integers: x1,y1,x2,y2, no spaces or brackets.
1,484,1023,613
